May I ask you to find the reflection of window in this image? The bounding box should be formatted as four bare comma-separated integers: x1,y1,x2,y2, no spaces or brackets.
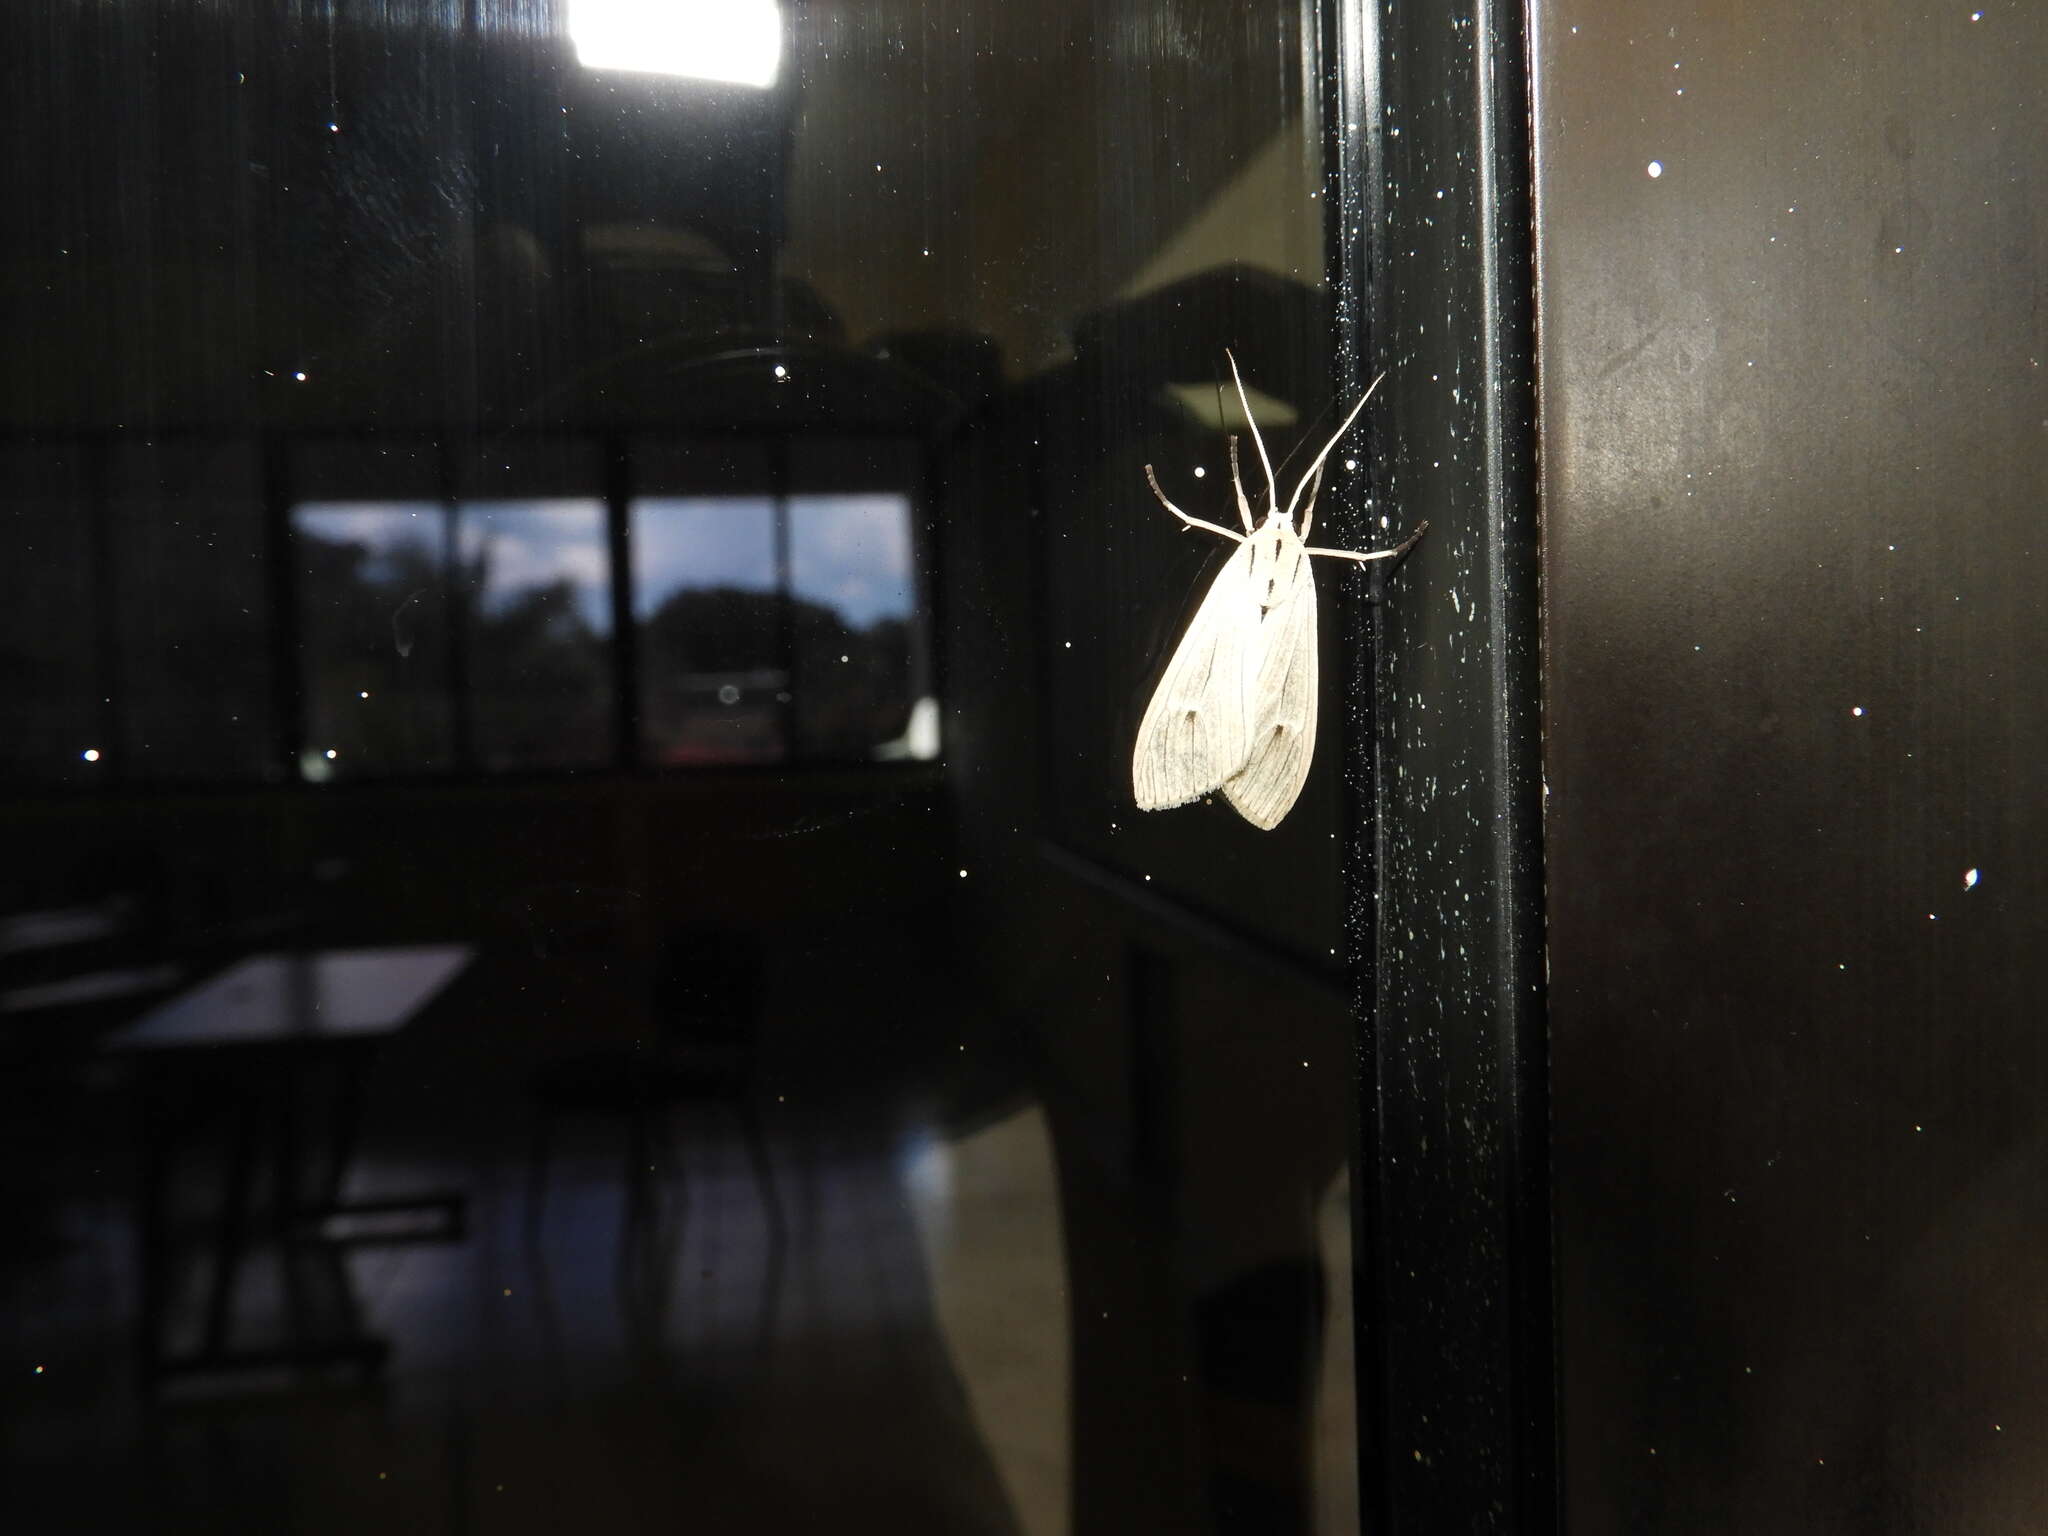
294,497,615,778
457,500,611,771
635,496,783,765
12,436,933,788
633,488,931,765
789,494,919,759
292,502,453,779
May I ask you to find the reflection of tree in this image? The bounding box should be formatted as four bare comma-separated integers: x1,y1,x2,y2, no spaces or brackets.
297,525,454,770
643,585,913,759
298,523,612,772
643,585,780,674
466,574,610,770
795,611,911,758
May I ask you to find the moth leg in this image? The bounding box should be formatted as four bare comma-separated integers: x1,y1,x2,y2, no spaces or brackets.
1145,465,1246,542
1303,520,1430,563
1226,437,1255,532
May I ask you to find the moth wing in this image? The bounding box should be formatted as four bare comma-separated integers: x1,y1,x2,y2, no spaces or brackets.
1132,538,1257,811
1221,531,1319,830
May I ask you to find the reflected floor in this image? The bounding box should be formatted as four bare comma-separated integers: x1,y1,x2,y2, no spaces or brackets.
1,936,1067,1536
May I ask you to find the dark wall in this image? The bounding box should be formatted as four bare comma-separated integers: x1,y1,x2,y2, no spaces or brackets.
1535,3,2048,1529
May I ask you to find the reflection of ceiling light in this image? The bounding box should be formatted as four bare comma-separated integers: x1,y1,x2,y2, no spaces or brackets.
570,0,782,89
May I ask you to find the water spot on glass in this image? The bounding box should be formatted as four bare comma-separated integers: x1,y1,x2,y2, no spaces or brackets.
392,590,425,657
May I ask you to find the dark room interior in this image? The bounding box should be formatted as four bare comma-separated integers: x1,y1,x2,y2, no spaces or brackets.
4,2,2043,1534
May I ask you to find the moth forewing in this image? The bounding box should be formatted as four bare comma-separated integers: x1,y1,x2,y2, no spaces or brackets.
1130,533,1259,812
1221,521,1320,828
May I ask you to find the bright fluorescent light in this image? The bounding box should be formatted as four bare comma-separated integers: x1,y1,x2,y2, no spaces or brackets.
570,0,782,89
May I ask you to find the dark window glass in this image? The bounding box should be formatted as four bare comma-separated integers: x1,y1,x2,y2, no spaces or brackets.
109,440,273,781
0,4,1391,1533
0,445,97,783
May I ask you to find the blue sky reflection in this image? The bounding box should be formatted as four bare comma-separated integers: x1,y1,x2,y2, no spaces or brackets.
632,496,777,613
293,502,442,581
456,499,610,629
790,494,912,629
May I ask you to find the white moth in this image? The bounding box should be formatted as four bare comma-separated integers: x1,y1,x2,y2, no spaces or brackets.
1131,353,1426,830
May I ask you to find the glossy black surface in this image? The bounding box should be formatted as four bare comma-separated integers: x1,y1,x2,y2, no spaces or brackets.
1536,2,2048,1530
0,3,1395,1532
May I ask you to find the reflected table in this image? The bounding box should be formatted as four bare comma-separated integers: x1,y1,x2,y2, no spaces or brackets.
105,945,473,1386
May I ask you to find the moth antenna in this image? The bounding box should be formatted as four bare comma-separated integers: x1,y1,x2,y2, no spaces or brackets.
1226,436,1254,532
1283,372,1384,527
1225,350,1279,518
